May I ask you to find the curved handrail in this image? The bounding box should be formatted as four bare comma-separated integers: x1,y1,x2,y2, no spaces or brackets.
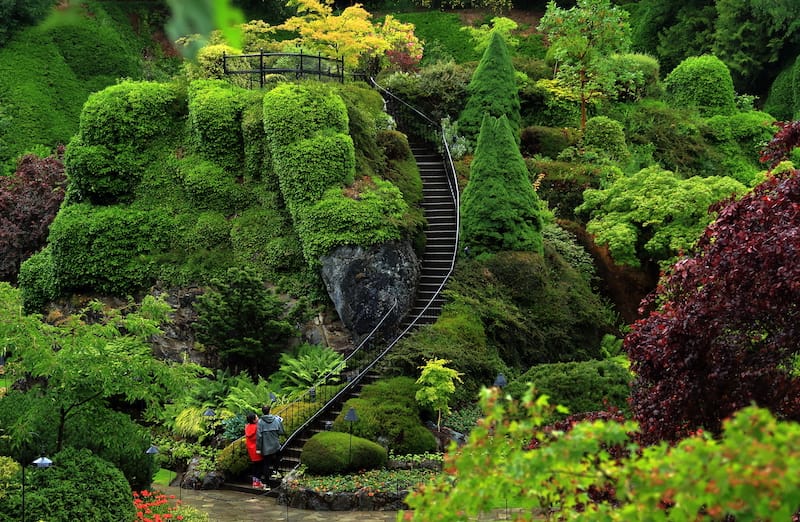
277,79,460,462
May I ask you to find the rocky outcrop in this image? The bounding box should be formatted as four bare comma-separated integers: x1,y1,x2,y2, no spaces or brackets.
320,241,420,343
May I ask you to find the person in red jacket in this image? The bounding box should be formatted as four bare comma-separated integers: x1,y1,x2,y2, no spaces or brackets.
244,412,265,488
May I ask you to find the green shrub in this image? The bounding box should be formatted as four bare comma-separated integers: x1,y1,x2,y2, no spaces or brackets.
188,79,247,171
273,132,356,213
461,115,543,256
230,207,302,275
0,447,135,522
336,83,387,178
506,359,632,419
459,31,521,145
527,159,603,221
296,179,408,265
391,12,479,65
608,52,661,101
581,116,630,164
64,138,141,204
262,82,349,150
520,79,582,128
216,438,250,479
520,126,579,159
47,203,173,295
79,80,184,147
664,55,737,117
301,431,387,475
179,155,253,214
17,247,58,314
377,130,412,162
763,63,795,121
703,111,777,185
333,377,437,455
241,93,274,185
0,0,52,45
189,43,241,80
187,211,231,251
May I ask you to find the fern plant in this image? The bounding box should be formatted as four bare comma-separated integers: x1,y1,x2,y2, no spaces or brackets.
274,343,345,397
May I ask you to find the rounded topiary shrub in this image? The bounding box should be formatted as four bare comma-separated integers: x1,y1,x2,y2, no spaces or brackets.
581,116,630,164
188,79,247,171
301,431,387,475
520,126,579,159
763,64,795,122
216,438,250,479
609,53,661,100
262,82,349,150
187,211,231,251
230,207,302,275
18,247,58,314
48,203,173,295
0,447,135,522
664,55,736,116
180,155,252,214
506,359,632,420
79,80,184,147
332,378,437,455
64,138,140,204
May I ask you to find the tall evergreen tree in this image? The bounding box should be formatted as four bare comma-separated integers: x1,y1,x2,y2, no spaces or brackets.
458,31,520,146
461,115,543,256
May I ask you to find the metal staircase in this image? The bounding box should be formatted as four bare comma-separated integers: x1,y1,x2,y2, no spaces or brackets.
267,81,460,481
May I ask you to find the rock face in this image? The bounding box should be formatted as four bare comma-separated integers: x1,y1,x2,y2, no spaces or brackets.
320,241,420,343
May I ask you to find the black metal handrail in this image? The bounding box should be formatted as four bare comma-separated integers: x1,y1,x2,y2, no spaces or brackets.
277,79,460,462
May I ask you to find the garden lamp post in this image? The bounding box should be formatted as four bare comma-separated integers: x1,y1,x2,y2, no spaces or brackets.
344,407,359,466
269,392,277,403
22,455,52,522
494,373,507,389
203,407,216,418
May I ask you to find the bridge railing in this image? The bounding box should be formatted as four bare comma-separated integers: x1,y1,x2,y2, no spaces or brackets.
222,50,344,87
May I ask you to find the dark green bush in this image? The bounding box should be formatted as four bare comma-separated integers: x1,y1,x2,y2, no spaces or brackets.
608,52,661,101
296,179,408,265
664,55,736,117
459,32,521,145
180,155,253,214
262,82,349,150
520,126,579,159
188,79,247,171
581,116,630,164
79,80,184,147
391,12,479,65
520,79,582,128
187,211,231,251
763,63,795,121
461,115,543,256
241,93,274,185
301,431,387,475
333,377,437,455
0,447,135,522
216,438,250,479
377,130,412,162
527,159,604,220
0,0,52,45
47,203,173,295
703,111,777,185
506,359,632,419
336,83,387,178
64,138,141,204
273,132,356,213
17,247,58,314
230,206,302,276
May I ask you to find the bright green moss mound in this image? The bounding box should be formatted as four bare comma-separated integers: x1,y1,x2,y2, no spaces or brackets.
301,431,388,475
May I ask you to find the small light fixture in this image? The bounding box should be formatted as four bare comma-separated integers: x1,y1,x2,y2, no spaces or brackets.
308,387,316,401
203,408,216,417
344,407,359,423
145,445,159,455
494,373,507,388
344,407,358,466
269,392,277,403
32,456,52,469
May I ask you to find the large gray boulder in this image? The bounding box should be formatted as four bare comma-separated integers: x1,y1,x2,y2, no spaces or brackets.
320,240,419,343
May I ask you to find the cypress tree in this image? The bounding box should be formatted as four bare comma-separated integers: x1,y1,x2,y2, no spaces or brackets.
458,31,521,146
461,115,543,256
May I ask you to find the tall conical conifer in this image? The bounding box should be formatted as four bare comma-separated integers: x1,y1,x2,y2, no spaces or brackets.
461,115,543,256
458,31,520,145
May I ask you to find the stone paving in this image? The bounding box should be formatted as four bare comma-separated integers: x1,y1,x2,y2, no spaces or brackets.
163,485,400,522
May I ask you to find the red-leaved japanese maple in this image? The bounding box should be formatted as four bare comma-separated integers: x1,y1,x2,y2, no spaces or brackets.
625,131,800,444
0,149,65,281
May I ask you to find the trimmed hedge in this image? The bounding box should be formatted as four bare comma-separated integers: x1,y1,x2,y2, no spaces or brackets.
230,206,303,275
46,203,173,295
17,247,58,314
180,155,253,214
79,80,184,147
301,431,387,475
262,82,349,150
334,377,437,455
241,93,274,185
64,137,141,204
216,438,250,479
581,116,630,164
272,132,356,213
188,79,247,171
296,179,408,264
506,359,632,419
664,55,737,117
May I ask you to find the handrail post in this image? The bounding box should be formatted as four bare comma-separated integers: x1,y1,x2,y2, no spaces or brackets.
318,52,322,81
259,49,264,89
298,49,304,80
222,51,227,75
